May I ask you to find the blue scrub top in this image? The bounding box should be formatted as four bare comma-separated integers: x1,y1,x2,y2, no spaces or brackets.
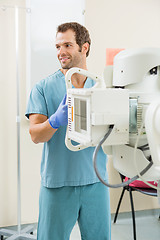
25,70,108,188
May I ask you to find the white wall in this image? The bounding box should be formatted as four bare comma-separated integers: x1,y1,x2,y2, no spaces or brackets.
86,0,160,74
85,0,160,213
0,0,160,228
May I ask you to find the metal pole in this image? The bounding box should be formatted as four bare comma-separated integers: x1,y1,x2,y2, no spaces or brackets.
0,6,36,239
15,6,21,235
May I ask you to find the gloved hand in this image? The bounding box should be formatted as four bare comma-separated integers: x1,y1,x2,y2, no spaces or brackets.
48,94,68,129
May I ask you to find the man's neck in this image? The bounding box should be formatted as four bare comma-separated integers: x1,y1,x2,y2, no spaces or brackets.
61,67,87,88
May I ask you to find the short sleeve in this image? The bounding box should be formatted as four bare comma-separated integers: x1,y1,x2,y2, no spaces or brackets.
25,83,48,119
84,78,95,88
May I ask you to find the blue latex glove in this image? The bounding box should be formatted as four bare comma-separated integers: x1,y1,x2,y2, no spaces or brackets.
48,94,68,129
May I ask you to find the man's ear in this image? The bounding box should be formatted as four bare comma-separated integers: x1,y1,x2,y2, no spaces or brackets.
82,42,89,56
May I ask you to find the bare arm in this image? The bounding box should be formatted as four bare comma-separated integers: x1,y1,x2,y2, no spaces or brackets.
29,114,57,144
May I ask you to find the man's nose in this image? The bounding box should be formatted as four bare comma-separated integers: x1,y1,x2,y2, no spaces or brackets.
58,46,66,55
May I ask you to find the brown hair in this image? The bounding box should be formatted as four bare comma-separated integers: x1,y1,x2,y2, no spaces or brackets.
56,22,91,57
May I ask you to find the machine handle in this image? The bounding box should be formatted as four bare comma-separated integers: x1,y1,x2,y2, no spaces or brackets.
65,67,104,89
65,137,90,151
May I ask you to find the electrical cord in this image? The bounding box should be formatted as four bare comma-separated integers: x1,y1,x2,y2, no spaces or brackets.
93,125,153,188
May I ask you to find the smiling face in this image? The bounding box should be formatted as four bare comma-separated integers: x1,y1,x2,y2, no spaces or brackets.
55,29,88,70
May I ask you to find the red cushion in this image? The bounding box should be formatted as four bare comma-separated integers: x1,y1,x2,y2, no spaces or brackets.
125,177,157,188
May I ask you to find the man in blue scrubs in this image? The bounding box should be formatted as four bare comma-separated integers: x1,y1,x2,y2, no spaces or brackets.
26,22,111,240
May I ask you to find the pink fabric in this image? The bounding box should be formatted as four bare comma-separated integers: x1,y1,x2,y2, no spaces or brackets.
125,177,157,188
106,48,125,66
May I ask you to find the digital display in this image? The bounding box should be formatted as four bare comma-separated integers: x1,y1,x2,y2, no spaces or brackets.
74,98,87,132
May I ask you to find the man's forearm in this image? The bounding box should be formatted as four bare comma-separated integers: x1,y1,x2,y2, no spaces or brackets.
29,120,57,144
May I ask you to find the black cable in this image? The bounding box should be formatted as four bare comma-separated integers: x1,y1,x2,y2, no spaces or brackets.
93,125,153,188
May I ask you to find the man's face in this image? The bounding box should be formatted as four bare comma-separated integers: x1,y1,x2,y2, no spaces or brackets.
55,29,84,69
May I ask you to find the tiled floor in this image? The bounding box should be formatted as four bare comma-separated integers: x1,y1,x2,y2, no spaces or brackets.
70,210,160,240
1,210,160,240
110,211,160,240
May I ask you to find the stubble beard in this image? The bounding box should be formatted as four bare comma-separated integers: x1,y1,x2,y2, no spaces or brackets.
60,54,81,70
61,62,72,69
